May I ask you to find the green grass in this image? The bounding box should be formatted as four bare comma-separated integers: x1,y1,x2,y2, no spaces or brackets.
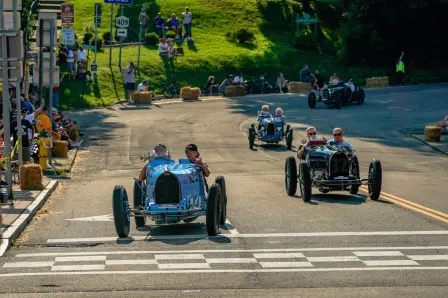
59,0,384,110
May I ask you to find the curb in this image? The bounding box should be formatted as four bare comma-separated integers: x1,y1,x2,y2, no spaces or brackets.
67,147,80,173
408,134,448,156
0,180,59,257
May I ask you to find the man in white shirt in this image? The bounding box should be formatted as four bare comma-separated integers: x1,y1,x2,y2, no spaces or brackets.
233,72,246,86
137,80,148,92
77,47,87,62
345,78,355,92
182,7,193,40
66,46,75,80
158,39,168,56
327,128,354,151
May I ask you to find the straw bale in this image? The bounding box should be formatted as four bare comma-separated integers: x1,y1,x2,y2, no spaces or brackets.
181,87,201,100
133,92,153,104
225,85,246,97
288,82,311,94
367,76,389,88
53,140,68,158
424,125,442,142
20,164,44,190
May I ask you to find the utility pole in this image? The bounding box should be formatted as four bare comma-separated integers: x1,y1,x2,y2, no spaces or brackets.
118,5,123,68
109,4,113,68
137,4,145,69
48,19,55,165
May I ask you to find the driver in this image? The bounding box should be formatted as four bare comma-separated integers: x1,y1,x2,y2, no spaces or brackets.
138,144,175,181
297,127,327,159
274,108,286,126
326,128,354,151
185,144,211,177
329,73,341,86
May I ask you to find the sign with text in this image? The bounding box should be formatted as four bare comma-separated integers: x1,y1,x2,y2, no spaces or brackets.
61,29,75,45
116,16,129,28
104,0,132,5
61,3,75,25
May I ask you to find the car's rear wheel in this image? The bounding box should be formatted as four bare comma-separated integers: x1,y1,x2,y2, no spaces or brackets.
215,176,227,225
308,92,316,108
357,90,365,105
206,184,222,236
248,127,255,149
285,156,297,196
350,156,360,195
286,129,293,150
368,159,382,200
335,93,343,109
299,161,312,202
112,185,130,238
133,180,146,227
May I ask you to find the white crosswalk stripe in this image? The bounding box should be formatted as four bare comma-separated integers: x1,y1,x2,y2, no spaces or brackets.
1,247,447,275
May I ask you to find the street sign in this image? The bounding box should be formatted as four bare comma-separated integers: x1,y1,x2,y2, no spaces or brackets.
95,3,102,28
61,3,75,25
90,64,98,73
116,28,127,38
61,28,75,45
104,0,132,5
116,16,129,28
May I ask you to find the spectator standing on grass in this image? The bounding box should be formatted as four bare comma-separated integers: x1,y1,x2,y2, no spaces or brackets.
158,38,169,57
396,50,405,86
139,10,149,34
125,62,136,103
154,13,166,37
182,7,193,40
77,46,87,62
66,46,75,80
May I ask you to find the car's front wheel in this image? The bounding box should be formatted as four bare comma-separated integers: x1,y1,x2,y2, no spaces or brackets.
368,159,382,200
308,92,316,108
350,156,360,195
334,93,343,109
248,127,255,149
285,156,298,196
299,161,312,202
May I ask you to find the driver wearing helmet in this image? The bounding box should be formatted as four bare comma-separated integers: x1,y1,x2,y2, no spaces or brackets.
138,144,175,181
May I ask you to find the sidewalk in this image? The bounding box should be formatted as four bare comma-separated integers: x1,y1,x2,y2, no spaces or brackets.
410,133,448,156
0,147,79,256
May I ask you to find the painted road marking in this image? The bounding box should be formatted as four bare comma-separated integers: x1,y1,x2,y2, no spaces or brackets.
224,219,239,235
1,267,448,277
306,256,360,262
16,246,448,258
45,230,448,243
206,258,258,264
158,263,210,269
253,253,305,259
259,262,313,268
51,265,105,271
407,255,448,261
359,186,448,224
362,260,419,266
105,260,158,265
2,262,54,268
155,254,205,260
66,215,113,222
55,256,107,262
353,251,404,257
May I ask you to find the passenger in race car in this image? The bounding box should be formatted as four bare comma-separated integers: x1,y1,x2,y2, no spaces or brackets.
297,126,327,159
326,128,354,151
329,73,341,86
274,108,286,126
345,78,355,92
138,144,175,181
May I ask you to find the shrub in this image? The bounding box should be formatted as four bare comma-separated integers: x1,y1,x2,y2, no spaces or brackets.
165,32,176,39
144,32,159,46
102,32,111,44
82,32,93,45
291,31,317,51
90,36,103,50
226,27,256,44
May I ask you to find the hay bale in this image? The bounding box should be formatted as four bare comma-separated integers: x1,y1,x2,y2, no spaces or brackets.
132,92,152,104
367,76,389,88
424,125,442,142
20,164,44,190
180,87,201,100
53,140,68,157
288,82,311,94
225,85,246,97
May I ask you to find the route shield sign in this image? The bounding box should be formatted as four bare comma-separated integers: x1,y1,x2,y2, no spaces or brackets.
116,16,130,28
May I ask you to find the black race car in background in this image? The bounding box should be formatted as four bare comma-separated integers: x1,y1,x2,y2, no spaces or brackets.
308,80,365,109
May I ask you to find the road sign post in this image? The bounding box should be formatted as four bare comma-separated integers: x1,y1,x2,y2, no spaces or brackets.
115,13,129,68
94,3,102,80
105,0,132,68
138,4,145,68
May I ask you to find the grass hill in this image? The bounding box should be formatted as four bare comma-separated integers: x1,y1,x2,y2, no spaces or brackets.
59,0,387,109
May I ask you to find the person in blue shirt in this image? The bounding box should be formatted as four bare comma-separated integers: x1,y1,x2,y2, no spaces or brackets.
154,13,166,37
138,144,175,181
274,107,286,126
326,128,354,151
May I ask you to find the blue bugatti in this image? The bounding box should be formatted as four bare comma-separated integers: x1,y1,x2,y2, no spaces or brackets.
112,158,227,238
248,113,293,150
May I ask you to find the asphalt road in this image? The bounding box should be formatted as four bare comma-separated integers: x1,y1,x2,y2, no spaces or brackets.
1,84,447,297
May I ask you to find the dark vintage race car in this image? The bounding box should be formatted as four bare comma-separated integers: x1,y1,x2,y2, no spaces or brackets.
248,113,293,150
308,81,365,109
284,140,382,202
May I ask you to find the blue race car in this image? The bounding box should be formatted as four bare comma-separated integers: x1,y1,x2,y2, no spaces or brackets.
112,157,227,237
248,112,293,150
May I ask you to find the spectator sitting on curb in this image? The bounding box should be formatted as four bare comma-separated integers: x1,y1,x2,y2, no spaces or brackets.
219,75,233,94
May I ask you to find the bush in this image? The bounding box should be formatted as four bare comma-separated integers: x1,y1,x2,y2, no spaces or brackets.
291,31,317,51
102,32,111,45
90,37,103,50
165,32,176,39
83,32,93,45
144,32,159,46
226,27,256,44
